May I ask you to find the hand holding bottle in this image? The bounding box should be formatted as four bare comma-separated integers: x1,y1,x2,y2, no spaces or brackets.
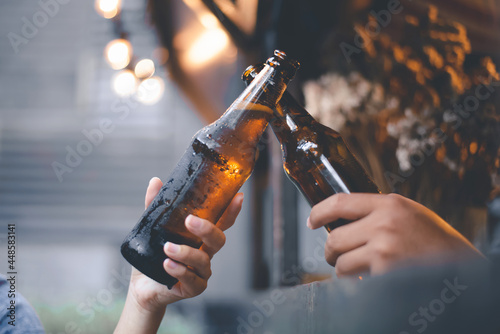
115,177,243,334
307,193,485,277
121,51,298,287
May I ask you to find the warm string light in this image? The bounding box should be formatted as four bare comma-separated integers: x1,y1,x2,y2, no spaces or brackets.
186,28,230,68
95,0,121,19
137,77,165,105
112,70,137,97
134,59,155,79
105,39,132,70
96,1,165,105
177,1,237,69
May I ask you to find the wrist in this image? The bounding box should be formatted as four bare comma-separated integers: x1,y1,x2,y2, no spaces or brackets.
115,286,167,334
129,285,168,316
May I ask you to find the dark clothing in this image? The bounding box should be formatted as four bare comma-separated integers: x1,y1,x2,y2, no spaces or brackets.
0,274,44,333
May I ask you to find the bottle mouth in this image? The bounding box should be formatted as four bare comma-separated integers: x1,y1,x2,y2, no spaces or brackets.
241,64,263,83
241,50,300,86
265,50,300,81
266,50,300,69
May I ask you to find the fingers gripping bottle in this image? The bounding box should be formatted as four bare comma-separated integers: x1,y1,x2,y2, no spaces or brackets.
121,51,299,288
242,65,380,233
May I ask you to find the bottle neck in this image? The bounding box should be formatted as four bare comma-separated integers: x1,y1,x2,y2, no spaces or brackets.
279,91,313,119
202,62,291,147
270,91,317,138
224,63,289,127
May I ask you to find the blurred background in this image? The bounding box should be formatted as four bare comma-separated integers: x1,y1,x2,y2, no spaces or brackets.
0,0,329,332
1,0,500,333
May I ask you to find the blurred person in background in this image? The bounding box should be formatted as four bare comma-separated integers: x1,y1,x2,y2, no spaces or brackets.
0,274,44,333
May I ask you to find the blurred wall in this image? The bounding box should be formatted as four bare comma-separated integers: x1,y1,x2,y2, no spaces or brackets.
0,0,254,331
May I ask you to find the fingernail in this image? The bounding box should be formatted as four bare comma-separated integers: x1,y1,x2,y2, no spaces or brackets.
238,193,244,203
307,217,312,229
186,215,201,229
165,242,180,254
165,259,178,269
149,177,159,185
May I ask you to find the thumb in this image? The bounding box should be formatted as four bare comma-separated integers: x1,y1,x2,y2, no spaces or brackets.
145,177,163,209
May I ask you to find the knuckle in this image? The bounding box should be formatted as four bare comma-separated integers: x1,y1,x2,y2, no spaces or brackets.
200,251,211,266
330,193,347,207
206,265,212,279
199,280,208,292
188,271,198,284
385,193,405,209
328,230,341,249
189,279,207,297
373,241,394,260
176,245,189,259
179,264,188,276
309,194,347,227
175,245,194,263
325,247,337,267
182,272,197,290
377,216,398,233
219,233,226,248
198,220,214,237
171,263,187,277
334,256,347,276
325,235,337,256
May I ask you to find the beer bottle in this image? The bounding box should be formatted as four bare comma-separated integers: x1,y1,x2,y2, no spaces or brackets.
121,51,299,288
242,65,380,232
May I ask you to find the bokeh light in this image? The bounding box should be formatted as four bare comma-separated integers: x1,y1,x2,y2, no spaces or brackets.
199,13,219,29
153,47,169,65
136,77,165,105
112,70,137,97
186,28,229,68
95,0,121,19
134,59,155,79
105,39,132,70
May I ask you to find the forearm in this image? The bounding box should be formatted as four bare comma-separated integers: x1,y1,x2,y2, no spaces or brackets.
115,287,166,334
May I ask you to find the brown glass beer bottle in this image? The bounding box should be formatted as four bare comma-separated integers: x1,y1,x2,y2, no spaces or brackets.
243,65,380,232
121,51,299,288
